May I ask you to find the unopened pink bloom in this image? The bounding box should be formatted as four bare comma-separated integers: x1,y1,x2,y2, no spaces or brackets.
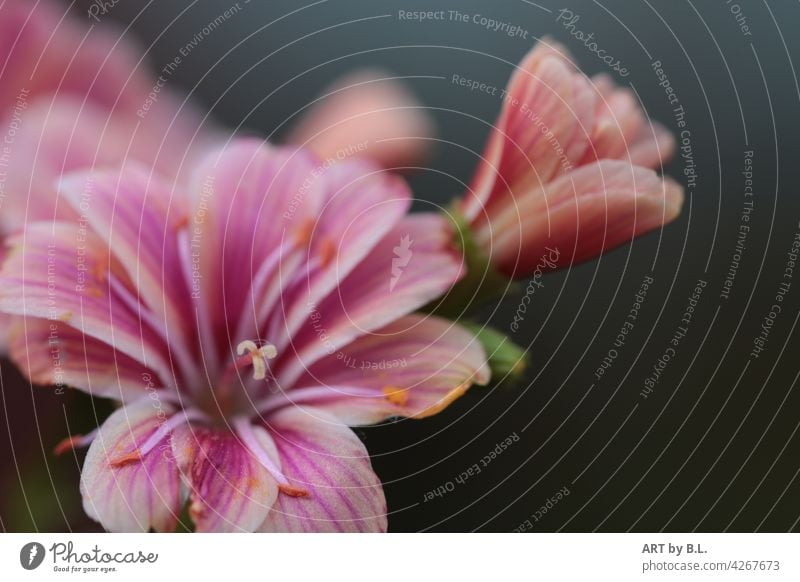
0,139,488,532
460,39,683,277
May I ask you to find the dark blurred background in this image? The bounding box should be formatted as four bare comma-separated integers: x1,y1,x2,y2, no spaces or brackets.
2,0,800,532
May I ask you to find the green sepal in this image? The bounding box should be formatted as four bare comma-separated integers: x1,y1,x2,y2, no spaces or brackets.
426,207,517,318
463,322,528,384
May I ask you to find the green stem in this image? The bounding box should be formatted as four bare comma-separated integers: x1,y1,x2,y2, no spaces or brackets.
427,208,517,318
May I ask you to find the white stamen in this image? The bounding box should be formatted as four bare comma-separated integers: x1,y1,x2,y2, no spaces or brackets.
236,340,277,380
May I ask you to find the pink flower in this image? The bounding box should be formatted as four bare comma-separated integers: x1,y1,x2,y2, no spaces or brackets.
0,1,434,235
0,0,215,235
0,0,218,353
0,0,434,353
459,39,684,278
0,139,488,532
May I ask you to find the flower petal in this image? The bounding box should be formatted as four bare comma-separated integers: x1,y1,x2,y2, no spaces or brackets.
186,140,328,354
274,158,412,352
287,68,434,168
277,213,463,386
80,400,183,532
259,406,386,532
59,165,191,329
0,0,151,114
582,76,645,163
170,425,278,532
0,97,213,235
9,318,161,401
629,121,677,169
479,160,684,274
0,0,215,237
0,222,176,385
582,74,675,168
289,314,490,424
462,39,595,222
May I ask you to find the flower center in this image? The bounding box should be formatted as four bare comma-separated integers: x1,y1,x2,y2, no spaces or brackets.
189,339,278,424
233,340,277,381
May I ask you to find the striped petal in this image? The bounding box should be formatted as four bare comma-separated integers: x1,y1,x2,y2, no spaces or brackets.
80,400,183,532
59,165,191,329
275,158,412,351
583,74,675,168
277,213,462,387
9,318,162,401
289,314,490,424
479,160,684,274
582,74,644,163
170,425,278,532
186,140,328,354
259,406,386,532
0,222,175,386
462,39,595,223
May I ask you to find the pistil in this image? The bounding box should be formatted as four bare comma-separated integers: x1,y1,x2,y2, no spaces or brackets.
234,340,277,381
